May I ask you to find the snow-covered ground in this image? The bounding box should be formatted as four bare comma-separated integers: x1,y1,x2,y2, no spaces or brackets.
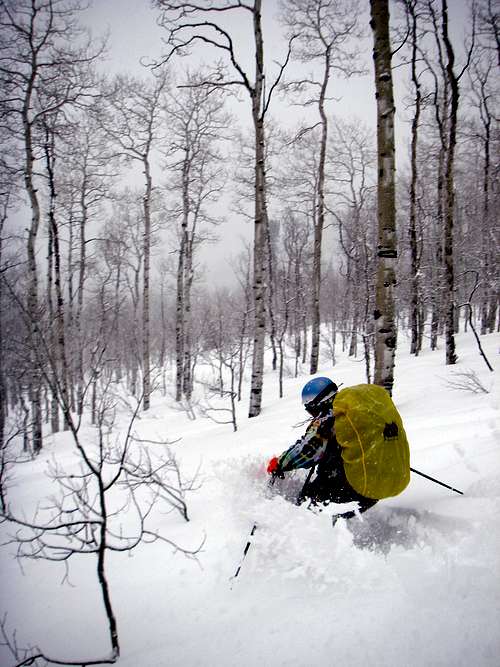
1,330,499,666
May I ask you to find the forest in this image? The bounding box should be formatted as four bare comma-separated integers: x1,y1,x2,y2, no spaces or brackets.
0,1,499,665
0,0,498,465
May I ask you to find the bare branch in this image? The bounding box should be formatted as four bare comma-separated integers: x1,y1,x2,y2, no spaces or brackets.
262,34,297,117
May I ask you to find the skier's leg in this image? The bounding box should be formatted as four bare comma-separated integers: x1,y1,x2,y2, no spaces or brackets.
304,465,379,521
332,497,378,521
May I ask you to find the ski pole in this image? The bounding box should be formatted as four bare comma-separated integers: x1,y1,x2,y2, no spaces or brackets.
231,468,315,585
410,467,463,495
231,475,276,579
231,522,258,583
230,476,276,585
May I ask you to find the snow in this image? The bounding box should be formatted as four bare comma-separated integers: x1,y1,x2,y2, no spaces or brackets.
1,331,499,666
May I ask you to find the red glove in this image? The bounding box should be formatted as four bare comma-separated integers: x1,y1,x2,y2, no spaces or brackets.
267,456,281,476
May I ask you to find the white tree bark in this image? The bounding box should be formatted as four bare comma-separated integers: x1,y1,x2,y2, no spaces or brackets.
370,0,398,394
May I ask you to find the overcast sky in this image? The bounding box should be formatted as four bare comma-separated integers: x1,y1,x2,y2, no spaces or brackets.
83,0,164,73
83,0,378,122
80,0,472,287
82,0,471,123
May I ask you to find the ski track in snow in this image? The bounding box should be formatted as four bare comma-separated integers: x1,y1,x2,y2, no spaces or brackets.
1,332,499,666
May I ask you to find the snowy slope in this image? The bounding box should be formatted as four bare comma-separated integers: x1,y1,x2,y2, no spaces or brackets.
1,331,499,667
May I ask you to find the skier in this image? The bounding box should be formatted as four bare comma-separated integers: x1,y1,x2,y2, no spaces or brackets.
267,377,379,520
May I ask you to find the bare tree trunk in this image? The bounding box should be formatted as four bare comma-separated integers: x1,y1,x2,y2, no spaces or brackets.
175,144,189,403
131,264,141,398
362,254,373,382
407,0,422,356
293,251,302,377
183,236,194,401
0,197,9,454
430,139,445,351
66,204,76,412
265,220,278,372
44,121,70,428
480,112,491,334
47,225,59,434
301,303,308,365
310,48,330,375
237,257,252,402
427,0,449,352
237,311,248,402
159,268,168,396
471,58,494,335
97,482,120,659
175,231,186,403
113,261,123,384
370,0,398,395
441,0,459,365
229,361,237,432
75,190,87,415
248,0,267,418
24,101,43,454
349,305,359,357
142,160,152,410
277,267,290,400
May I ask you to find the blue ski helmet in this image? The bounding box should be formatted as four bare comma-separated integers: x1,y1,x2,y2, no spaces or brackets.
301,376,338,414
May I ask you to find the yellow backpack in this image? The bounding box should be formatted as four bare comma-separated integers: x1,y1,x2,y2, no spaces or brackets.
333,384,410,500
